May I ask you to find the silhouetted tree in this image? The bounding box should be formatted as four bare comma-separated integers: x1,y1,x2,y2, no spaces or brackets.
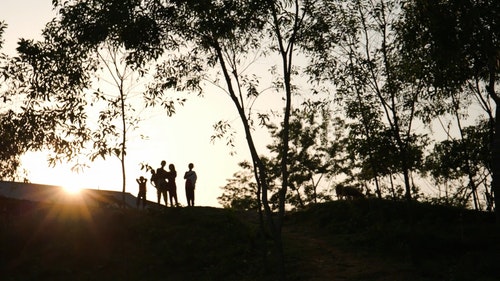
425,120,492,210
266,100,338,208
305,0,430,201
399,0,499,220
51,1,315,278
1,22,12,177
218,161,259,211
0,21,5,49
344,123,427,199
0,21,22,180
85,46,148,203
9,18,170,201
1,20,92,180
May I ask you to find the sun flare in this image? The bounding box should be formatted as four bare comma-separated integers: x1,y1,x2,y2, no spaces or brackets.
63,184,81,194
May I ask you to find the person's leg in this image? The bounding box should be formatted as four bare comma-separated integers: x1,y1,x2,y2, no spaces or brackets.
163,190,169,206
187,187,194,206
172,188,178,206
192,189,195,206
168,189,172,206
141,193,146,208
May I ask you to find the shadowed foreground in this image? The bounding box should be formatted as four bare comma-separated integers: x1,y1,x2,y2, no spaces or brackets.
1,197,498,281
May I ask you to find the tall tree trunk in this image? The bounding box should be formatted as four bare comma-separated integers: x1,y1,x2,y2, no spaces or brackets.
213,44,280,272
486,52,499,223
120,86,126,205
451,92,480,210
389,172,396,199
374,176,382,199
266,1,301,278
491,104,500,223
402,163,412,201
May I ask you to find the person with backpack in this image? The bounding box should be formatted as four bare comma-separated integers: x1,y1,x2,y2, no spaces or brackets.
152,160,169,206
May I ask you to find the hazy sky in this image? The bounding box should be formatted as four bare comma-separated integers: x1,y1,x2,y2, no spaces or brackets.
0,0,282,207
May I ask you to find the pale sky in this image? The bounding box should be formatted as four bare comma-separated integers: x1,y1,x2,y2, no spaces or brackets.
0,0,283,207
2,1,491,208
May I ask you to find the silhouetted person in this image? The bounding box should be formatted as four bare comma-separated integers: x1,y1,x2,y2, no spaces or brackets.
155,160,169,206
184,163,197,206
166,164,178,207
136,176,147,209
150,169,159,201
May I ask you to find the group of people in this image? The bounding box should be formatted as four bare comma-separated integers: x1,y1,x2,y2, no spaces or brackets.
136,161,197,208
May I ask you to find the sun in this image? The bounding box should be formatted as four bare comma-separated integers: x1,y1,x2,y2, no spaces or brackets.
63,183,82,194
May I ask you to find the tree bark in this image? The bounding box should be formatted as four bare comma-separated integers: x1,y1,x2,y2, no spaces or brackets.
486,54,499,223
491,104,500,223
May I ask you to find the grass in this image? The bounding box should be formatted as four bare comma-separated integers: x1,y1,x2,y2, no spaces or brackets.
1,198,498,280
285,199,499,281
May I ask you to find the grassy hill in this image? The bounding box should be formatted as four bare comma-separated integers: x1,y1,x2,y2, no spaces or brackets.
285,200,499,281
1,198,498,281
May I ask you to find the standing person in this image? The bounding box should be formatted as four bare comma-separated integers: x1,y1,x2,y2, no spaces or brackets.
184,163,197,207
136,176,147,209
166,164,178,207
155,160,169,206
149,169,161,205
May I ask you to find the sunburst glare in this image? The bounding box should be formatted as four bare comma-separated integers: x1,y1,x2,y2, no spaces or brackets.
63,184,81,194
